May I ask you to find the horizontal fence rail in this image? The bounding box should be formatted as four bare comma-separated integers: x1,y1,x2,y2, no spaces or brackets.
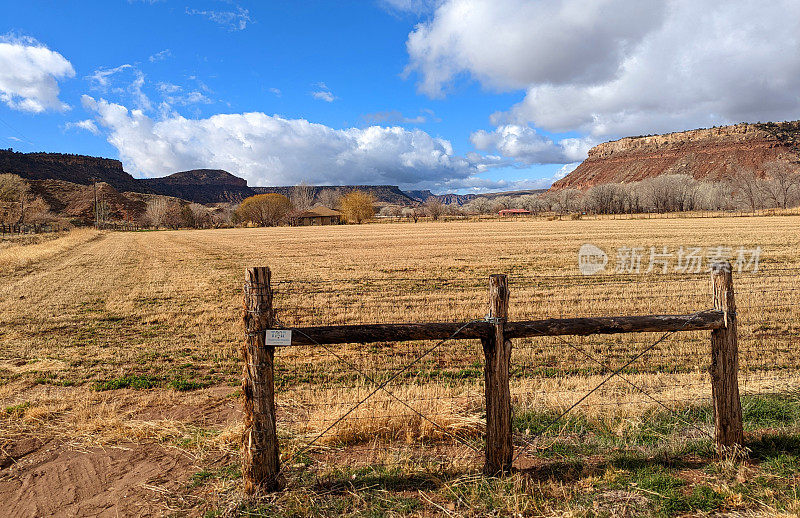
240,263,743,495
280,310,726,346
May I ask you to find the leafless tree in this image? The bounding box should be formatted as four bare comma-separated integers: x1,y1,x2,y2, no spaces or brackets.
315,189,339,209
423,196,445,220
144,198,169,227
462,197,493,214
0,173,32,224
290,182,315,211
761,161,799,209
730,166,765,212
585,183,627,214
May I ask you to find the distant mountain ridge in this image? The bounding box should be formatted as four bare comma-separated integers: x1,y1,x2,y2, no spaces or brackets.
2,148,545,207
141,169,253,204
253,185,418,206
0,149,144,192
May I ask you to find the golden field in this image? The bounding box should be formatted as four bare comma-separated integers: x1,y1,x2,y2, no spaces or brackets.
1,216,799,516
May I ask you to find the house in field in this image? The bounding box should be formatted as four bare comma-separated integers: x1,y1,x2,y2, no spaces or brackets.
288,205,343,226
498,208,531,217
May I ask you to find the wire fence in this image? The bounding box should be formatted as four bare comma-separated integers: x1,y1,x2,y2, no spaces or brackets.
268,265,799,485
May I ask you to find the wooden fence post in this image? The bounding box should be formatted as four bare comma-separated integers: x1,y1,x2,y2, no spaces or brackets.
242,267,281,494
710,261,744,452
483,274,513,474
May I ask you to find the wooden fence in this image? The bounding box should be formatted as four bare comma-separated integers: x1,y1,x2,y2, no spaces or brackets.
241,263,743,494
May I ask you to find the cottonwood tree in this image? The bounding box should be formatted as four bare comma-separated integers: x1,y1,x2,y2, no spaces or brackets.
290,182,315,211
730,166,765,212
235,193,292,226
554,188,581,214
585,183,628,214
144,198,169,227
316,189,341,209
462,197,493,214
761,161,799,209
0,173,31,224
423,196,445,220
339,190,375,224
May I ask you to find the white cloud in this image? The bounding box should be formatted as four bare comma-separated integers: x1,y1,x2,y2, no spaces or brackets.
0,36,75,113
87,64,132,91
186,6,252,31
405,0,664,98
407,0,800,138
380,0,443,15
269,87,281,97
82,96,486,190
157,81,211,106
470,124,596,164
64,119,100,135
148,49,171,62
311,83,335,102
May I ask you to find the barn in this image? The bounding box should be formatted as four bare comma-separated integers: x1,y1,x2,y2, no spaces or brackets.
288,205,343,226
498,208,531,217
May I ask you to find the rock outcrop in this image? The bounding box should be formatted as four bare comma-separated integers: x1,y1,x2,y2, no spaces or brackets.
551,121,800,190
0,149,145,192
140,169,254,203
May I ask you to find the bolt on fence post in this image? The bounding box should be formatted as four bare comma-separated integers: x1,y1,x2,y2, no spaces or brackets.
242,267,282,494
483,274,513,474
710,261,744,453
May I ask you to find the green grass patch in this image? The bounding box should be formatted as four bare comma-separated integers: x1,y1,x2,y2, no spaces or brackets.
4,401,30,418
93,374,161,391
742,393,800,428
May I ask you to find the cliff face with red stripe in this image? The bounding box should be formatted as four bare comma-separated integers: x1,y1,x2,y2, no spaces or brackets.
551,121,800,190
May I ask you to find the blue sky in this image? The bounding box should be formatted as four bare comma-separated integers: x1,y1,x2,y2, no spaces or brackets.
2,1,799,192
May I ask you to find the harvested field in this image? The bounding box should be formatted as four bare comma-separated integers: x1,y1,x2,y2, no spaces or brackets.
1,216,799,516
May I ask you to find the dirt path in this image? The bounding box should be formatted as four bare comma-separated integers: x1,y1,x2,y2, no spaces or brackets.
0,439,199,517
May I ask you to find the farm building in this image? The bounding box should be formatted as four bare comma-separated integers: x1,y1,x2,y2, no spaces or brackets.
498,208,531,217
288,205,343,226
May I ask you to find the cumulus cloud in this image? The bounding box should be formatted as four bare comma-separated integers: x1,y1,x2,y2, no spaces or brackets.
81,96,486,190
0,36,75,113
311,83,335,102
405,0,664,98
64,119,100,135
407,0,800,137
186,6,252,31
470,124,596,164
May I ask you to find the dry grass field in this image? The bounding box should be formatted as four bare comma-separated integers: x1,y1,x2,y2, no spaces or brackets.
1,216,799,516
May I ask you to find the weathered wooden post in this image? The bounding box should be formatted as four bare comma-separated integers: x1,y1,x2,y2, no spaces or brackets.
483,274,513,474
710,261,744,452
242,267,281,494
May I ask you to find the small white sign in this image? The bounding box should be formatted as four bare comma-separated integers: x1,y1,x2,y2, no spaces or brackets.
265,329,292,346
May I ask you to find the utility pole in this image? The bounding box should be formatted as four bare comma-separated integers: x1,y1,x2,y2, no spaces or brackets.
90,177,99,229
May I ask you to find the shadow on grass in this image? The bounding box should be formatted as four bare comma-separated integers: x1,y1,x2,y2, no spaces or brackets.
310,465,459,493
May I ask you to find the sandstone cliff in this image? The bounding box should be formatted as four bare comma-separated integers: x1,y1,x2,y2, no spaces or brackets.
551,121,800,190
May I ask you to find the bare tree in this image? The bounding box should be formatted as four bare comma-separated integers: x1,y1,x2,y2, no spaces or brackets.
290,182,315,211
0,173,31,225
316,189,341,209
423,196,445,220
379,205,403,218
585,183,627,214
730,166,765,212
761,161,799,209
555,188,581,214
144,198,169,227
462,197,493,215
